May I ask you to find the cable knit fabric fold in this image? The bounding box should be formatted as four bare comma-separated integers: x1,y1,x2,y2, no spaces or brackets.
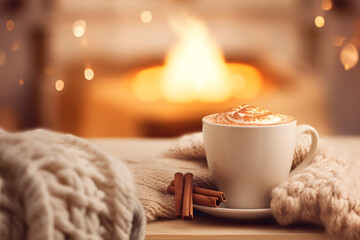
271,141,360,239
125,153,213,222
0,129,145,240
154,132,360,240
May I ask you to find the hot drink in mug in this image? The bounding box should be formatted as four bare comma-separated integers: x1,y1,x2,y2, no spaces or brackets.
203,105,319,209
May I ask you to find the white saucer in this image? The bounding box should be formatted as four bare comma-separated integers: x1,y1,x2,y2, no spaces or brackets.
194,203,272,220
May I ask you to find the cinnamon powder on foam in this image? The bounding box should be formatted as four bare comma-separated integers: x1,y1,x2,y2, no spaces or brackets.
205,105,296,126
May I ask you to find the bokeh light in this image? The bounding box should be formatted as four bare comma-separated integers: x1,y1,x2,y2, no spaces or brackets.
321,0,333,11
72,19,86,38
55,80,65,91
11,42,20,51
340,43,359,71
84,67,94,80
315,16,325,28
140,11,152,23
18,78,24,86
6,20,15,31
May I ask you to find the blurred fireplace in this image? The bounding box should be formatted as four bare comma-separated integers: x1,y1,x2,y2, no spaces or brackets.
41,0,334,137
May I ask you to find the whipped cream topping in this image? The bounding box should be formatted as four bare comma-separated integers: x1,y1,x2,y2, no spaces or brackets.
205,105,295,126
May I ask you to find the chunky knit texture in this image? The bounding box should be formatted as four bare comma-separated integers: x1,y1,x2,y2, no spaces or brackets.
271,139,360,240
159,132,360,240
125,132,215,222
125,144,213,221
0,129,145,240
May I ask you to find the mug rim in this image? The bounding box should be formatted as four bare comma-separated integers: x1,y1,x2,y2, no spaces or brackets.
202,114,297,128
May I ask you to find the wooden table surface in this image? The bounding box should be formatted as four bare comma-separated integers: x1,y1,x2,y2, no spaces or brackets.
91,136,360,240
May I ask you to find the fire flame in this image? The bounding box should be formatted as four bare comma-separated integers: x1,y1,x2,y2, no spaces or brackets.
162,17,231,102
132,16,263,103
340,43,358,71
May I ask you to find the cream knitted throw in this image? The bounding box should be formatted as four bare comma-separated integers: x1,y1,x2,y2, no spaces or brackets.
0,129,145,240
135,132,360,240
125,133,214,222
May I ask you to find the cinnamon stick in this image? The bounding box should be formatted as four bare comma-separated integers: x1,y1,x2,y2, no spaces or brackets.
167,185,221,207
189,186,193,219
171,180,226,202
182,173,193,220
174,172,184,218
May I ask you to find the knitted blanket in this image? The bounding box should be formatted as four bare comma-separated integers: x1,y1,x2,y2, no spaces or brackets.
3,128,359,239
134,132,360,240
0,129,145,240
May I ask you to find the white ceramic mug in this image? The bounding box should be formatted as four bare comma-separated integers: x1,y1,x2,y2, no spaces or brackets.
202,117,319,209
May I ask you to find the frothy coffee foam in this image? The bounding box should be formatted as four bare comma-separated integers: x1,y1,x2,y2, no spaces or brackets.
204,105,296,126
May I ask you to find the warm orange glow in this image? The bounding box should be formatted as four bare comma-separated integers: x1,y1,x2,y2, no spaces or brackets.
161,17,232,102
132,17,263,103
315,16,325,28
321,0,332,11
11,41,20,51
340,43,359,70
72,19,86,38
55,80,64,91
140,11,152,23
132,67,163,102
18,78,24,86
6,20,15,31
228,64,263,99
84,67,94,80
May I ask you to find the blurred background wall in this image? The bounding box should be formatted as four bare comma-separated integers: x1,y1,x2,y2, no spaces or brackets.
0,0,359,137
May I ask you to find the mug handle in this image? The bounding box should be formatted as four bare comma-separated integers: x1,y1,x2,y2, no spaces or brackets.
289,124,319,177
